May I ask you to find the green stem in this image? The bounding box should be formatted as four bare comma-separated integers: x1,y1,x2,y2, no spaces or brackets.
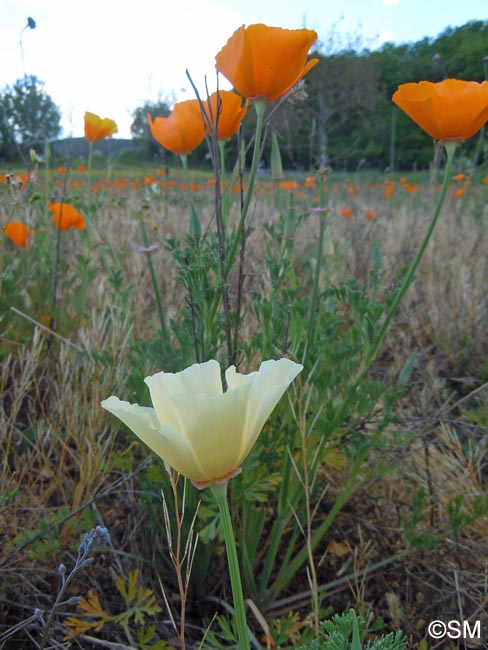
272,142,457,598
180,154,201,238
272,431,373,596
364,141,456,371
87,141,93,197
210,482,249,650
223,99,266,280
304,173,327,363
219,139,229,233
207,100,266,329
139,219,169,342
328,141,456,437
205,100,266,334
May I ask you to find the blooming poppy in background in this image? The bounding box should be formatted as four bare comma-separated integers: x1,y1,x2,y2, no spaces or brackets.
48,201,86,231
101,358,302,487
384,182,395,199
279,180,299,190
215,23,318,101
365,210,376,220
453,188,466,199
4,221,32,247
147,100,205,155
205,90,247,140
340,208,353,218
1,172,30,189
392,79,488,142
403,183,421,193
84,111,118,142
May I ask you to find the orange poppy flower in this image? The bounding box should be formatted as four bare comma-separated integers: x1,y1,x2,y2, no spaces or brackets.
279,180,299,190
48,201,86,231
384,182,395,199
4,221,32,247
365,210,376,220
215,23,318,101
392,79,488,142
1,173,30,189
403,183,421,193
205,90,247,140
147,100,205,155
340,208,353,218
84,111,118,142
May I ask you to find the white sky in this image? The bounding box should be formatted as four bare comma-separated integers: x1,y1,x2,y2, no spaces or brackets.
1,0,487,138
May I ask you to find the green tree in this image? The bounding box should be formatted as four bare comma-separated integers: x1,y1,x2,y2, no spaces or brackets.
433,20,488,80
0,75,61,160
371,20,488,169
0,97,17,161
304,49,383,170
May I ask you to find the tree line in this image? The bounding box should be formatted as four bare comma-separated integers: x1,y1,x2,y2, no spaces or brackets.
1,20,487,171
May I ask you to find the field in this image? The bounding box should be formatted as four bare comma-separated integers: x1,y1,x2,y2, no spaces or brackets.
2,154,488,650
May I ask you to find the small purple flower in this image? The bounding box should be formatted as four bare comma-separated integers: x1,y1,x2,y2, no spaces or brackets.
78,526,110,556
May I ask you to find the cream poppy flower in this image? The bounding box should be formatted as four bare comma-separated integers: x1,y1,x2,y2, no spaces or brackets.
101,358,302,487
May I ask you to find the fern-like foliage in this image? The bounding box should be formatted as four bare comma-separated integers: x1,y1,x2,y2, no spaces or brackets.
64,569,173,649
295,610,407,650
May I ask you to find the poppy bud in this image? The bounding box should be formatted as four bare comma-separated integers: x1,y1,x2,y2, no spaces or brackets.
271,132,283,180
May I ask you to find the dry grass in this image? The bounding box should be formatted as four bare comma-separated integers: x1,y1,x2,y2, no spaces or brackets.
1,171,488,647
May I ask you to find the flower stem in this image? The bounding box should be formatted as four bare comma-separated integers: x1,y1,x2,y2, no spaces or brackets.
304,172,328,364
271,143,457,594
207,99,266,331
180,154,202,238
219,139,230,234
322,142,457,449
210,482,249,650
139,218,168,342
223,98,266,280
362,140,456,372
